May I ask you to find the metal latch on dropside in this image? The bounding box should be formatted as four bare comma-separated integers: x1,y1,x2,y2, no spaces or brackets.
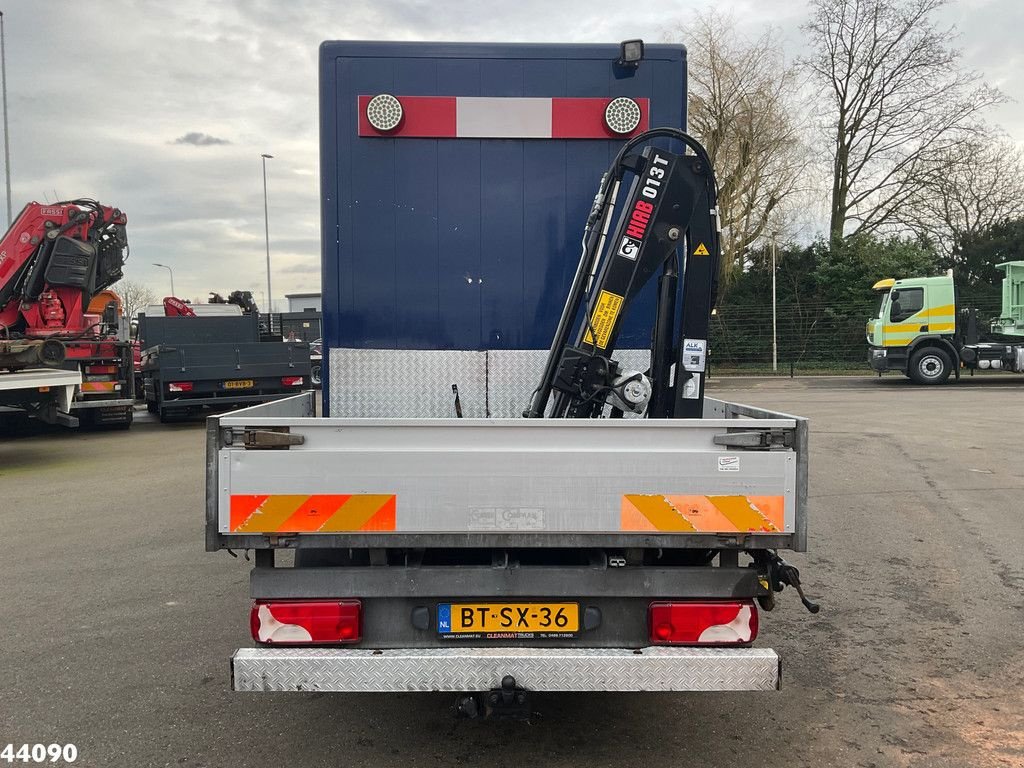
223,426,305,450
713,429,792,450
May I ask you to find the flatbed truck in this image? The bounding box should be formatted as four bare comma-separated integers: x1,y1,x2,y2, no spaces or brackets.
208,41,813,709
139,312,310,422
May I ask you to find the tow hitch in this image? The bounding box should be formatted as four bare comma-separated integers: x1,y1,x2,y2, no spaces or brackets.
456,675,531,720
754,551,821,614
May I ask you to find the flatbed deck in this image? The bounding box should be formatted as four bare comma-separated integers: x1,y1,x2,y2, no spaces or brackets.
0,367,82,425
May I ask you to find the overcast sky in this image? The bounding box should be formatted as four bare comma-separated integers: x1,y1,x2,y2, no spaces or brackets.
2,0,1020,309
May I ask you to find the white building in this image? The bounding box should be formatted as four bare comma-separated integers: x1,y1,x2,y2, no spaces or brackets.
285,292,322,313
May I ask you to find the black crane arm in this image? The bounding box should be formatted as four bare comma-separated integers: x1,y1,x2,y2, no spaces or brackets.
525,128,721,420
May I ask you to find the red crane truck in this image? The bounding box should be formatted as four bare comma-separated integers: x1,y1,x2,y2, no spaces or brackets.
0,199,134,428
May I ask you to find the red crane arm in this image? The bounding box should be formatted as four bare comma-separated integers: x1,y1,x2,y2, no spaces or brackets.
0,199,128,337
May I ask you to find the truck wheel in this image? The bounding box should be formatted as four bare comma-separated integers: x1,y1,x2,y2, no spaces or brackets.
111,411,133,430
908,347,952,385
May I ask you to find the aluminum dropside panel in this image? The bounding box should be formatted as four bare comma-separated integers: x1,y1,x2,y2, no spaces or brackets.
208,394,808,551
216,413,798,537
0,367,81,393
219,443,796,534
0,368,80,415
232,646,780,692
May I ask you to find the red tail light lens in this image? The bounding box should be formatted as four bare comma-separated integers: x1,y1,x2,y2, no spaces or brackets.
85,364,118,374
281,375,305,387
648,601,758,646
250,600,361,645
168,382,194,393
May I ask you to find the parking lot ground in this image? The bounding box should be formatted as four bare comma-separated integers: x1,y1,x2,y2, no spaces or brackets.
1,377,1023,767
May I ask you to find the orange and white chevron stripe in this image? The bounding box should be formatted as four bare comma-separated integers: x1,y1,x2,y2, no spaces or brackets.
229,494,396,533
622,494,784,533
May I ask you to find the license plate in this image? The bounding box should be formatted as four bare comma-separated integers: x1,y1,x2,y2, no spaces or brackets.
438,602,579,635
223,379,254,389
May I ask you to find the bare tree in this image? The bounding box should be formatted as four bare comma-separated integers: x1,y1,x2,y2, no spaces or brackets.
803,0,1004,242
679,13,807,289
113,279,157,320
904,133,1024,259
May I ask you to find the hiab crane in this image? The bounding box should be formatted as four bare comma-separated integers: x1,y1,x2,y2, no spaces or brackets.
0,199,134,428
526,128,722,420
527,125,816,609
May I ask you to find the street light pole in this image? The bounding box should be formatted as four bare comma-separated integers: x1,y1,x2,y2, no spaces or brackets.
771,237,778,374
261,153,273,313
153,262,175,296
0,11,12,227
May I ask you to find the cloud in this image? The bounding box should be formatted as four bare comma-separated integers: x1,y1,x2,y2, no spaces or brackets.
171,131,231,146
280,261,320,275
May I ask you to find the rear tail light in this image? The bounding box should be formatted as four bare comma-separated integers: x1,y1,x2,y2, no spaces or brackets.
168,382,194,392
85,364,118,374
250,600,361,645
281,375,305,387
648,601,758,646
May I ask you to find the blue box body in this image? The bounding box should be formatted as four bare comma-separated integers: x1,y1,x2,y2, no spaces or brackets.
319,41,686,357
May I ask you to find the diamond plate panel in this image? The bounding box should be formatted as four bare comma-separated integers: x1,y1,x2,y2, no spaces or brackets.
232,646,780,692
485,349,547,418
330,348,656,419
329,349,487,418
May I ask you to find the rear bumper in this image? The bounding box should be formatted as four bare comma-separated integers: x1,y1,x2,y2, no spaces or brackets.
231,646,780,692
71,397,134,409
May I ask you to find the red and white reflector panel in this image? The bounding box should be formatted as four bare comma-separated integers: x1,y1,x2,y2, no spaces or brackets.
648,601,758,646
167,382,193,393
250,600,362,645
281,375,305,387
358,95,650,139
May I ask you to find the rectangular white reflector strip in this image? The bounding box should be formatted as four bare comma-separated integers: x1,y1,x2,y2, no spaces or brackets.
455,97,553,138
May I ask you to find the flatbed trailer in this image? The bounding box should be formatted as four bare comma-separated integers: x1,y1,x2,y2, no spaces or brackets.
0,367,82,426
139,313,310,422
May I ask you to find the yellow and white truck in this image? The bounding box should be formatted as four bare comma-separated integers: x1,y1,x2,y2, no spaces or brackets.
867,261,1024,383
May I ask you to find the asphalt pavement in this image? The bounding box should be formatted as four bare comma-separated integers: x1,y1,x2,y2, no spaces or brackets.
1,376,1022,767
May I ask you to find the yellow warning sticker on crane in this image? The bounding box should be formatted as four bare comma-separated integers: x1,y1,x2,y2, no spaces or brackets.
693,242,710,256
583,290,624,349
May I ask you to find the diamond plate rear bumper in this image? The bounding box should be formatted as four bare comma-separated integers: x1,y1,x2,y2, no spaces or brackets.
231,646,780,692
